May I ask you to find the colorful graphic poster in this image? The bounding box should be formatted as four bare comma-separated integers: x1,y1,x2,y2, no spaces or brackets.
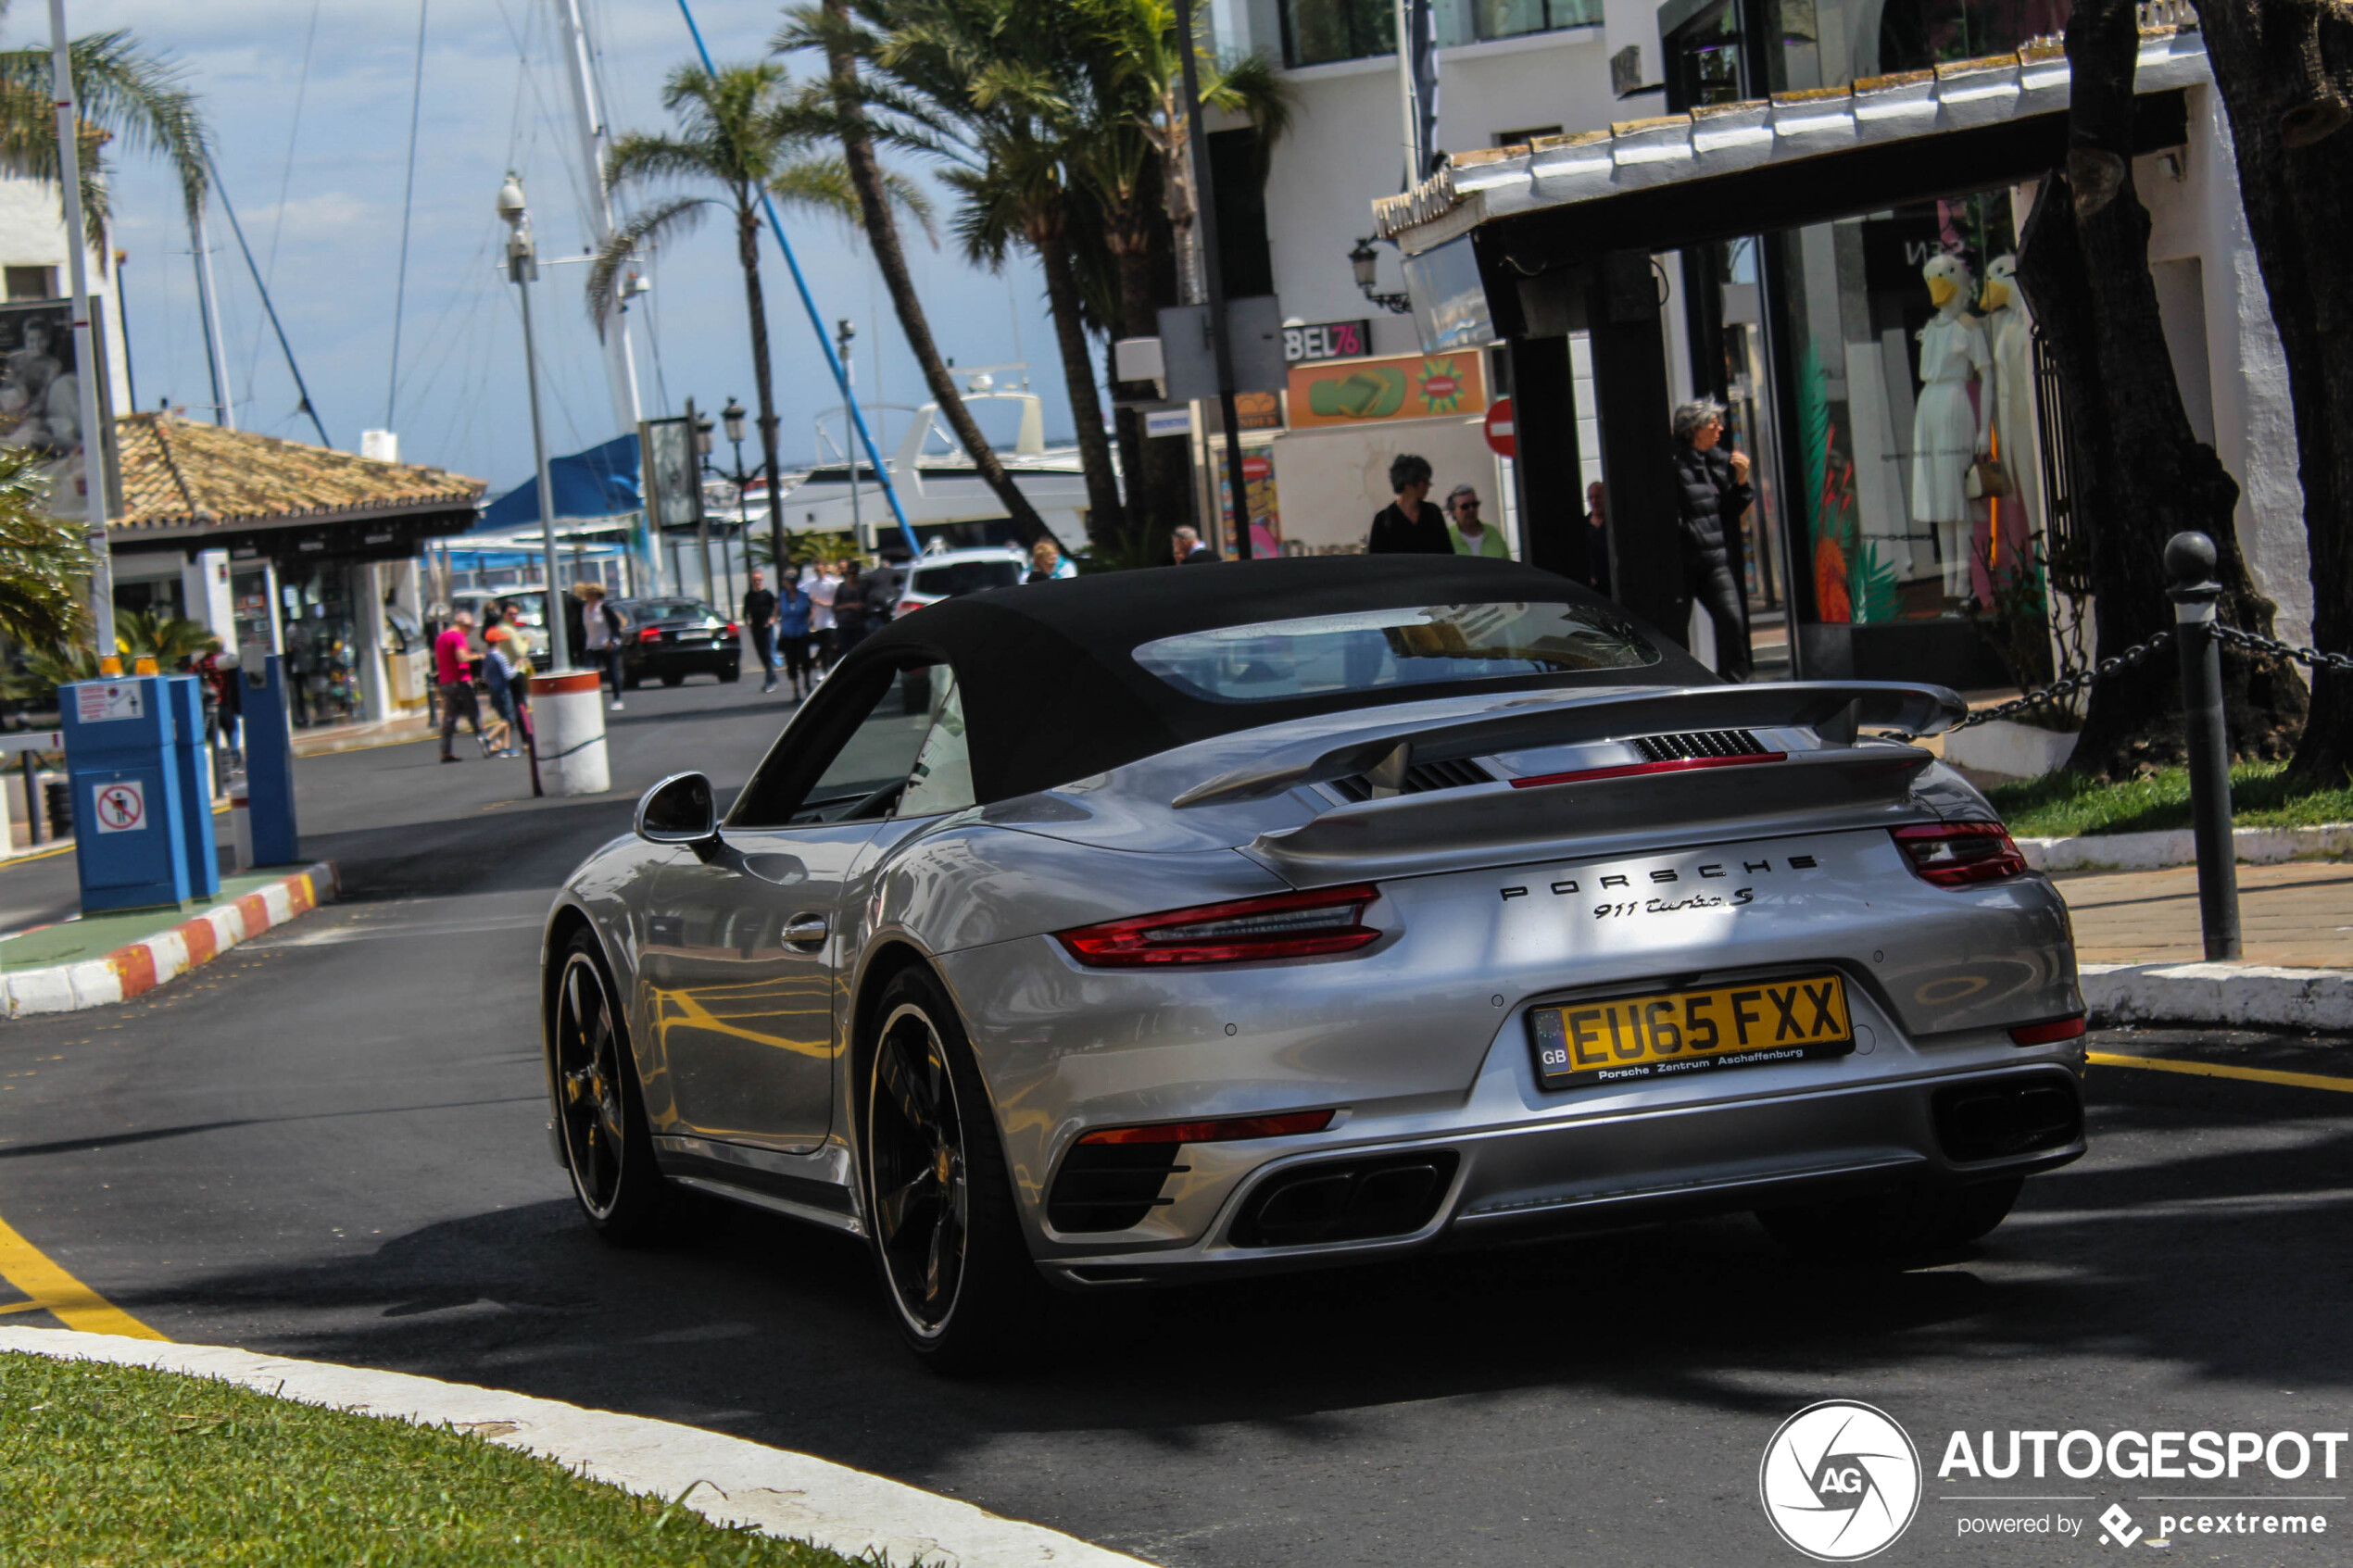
1285,351,1487,431
1217,450,1280,558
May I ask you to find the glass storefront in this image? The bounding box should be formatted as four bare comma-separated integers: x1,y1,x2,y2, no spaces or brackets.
279,563,362,728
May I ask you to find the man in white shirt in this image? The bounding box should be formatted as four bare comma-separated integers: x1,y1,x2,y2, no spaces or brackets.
808,566,838,669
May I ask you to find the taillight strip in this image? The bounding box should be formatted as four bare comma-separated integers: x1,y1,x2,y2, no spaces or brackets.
1077,1110,1336,1146
1509,752,1786,789
1057,884,1382,968
2009,1015,2086,1047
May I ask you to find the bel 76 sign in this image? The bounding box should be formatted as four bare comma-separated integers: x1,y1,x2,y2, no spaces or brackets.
1283,319,1373,365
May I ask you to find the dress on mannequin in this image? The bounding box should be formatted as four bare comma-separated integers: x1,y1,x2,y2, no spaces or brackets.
1982,255,2043,547
1909,252,1993,599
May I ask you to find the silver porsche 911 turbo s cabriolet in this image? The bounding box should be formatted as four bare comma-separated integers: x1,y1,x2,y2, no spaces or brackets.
541,557,2086,1366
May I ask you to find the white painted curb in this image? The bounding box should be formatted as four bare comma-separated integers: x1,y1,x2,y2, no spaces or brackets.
2021,823,2353,872
2082,961,2353,1031
0,1328,1147,1567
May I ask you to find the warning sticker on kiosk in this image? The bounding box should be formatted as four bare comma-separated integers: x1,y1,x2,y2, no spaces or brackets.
75,683,144,722
92,781,146,834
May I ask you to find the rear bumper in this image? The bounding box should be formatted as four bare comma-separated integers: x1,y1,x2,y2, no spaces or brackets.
1031,1060,2083,1287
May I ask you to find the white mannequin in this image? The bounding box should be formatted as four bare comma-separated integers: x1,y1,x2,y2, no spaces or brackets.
1909,251,1994,599
1980,254,2043,548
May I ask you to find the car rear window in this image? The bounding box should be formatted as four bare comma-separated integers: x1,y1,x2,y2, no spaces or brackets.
1130,601,1661,703
628,599,716,621
910,560,1022,597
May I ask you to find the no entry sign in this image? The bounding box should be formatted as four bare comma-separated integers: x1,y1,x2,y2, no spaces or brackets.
93,780,147,834
1483,396,1516,458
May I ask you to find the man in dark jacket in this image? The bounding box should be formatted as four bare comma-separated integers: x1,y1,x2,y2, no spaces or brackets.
1670,398,1753,681
1367,453,1452,554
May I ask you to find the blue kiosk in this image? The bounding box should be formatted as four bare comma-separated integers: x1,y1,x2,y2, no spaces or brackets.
58,673,219,912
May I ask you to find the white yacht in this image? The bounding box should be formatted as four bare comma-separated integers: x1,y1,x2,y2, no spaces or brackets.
768,373,1094,557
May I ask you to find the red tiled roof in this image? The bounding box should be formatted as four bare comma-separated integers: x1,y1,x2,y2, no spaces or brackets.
112,412,484,532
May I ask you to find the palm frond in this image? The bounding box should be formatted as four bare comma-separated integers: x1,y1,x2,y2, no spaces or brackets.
0,448,88,652
0,31,211,241
585,195,715,327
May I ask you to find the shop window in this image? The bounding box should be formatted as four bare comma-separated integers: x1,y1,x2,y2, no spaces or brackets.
279,565,363,727
4,267,55,302
1772,0,2071,94
1282,0,1598,66
1770,185,2048,655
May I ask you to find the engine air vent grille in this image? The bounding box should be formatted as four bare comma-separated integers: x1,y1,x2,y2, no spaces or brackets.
1329,757,1496,803
1632,729,1768,763
1048,1143,1183,1234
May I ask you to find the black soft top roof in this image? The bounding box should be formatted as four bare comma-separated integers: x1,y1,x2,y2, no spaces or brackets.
838,555,1713,803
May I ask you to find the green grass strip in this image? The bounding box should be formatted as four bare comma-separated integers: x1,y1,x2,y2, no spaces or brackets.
0,1352,878,1567
1987,760,2353,839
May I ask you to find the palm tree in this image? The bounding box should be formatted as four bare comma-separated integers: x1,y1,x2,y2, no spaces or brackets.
0,449,87,655
0,21,211,247
856,0,1126,548
778,0,1060,548
587,62,923,574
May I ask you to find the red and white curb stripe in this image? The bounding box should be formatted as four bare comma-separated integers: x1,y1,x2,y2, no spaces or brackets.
0,1329,1149,1566
1,862,338,1017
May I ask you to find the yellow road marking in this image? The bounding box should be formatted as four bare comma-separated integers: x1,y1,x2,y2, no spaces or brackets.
2089,1051,2353,1095
0,1210,164,1339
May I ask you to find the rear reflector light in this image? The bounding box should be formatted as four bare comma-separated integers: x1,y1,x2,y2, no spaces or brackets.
1057,884,1381,967
1510,752,1787,789
636,627,662,643
1893,822,2028,887
1078,1110,1335,1146
2009,1015,2087,1047
897,599,925,616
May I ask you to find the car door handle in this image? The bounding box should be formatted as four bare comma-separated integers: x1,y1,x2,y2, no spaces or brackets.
782,915,829,947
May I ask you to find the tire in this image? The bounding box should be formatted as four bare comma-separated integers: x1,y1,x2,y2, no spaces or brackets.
718,663,742,684
861,965,1040,1372
549,930,670,1243
661,671,685,687
1756,1176,2024,1262
622,669,641,691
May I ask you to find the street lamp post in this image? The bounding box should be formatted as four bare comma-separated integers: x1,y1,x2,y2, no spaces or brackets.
689,399,715,607
497,173,570,677
49,0,120,670
719,396,749,597
837,319,862,554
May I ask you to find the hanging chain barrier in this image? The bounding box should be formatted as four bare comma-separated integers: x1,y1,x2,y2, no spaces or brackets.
1874,630,2174,744
1873,622,2349,746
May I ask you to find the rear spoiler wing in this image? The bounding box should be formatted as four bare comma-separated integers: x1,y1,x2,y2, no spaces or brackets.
1172,682,1963,809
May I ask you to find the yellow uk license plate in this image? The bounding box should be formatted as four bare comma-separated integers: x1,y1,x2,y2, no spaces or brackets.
1528,974,1854,1090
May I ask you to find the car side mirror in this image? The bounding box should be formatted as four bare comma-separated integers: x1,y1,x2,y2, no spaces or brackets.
636,771,717,845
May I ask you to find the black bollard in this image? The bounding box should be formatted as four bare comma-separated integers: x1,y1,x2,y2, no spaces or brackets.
2164,532,2241,960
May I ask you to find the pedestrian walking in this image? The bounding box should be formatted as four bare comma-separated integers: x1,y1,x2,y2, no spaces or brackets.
1368,454,1452,554
833,561,873,657
809,563,838,668
573,582,628,710
1584,481,1612,596
480,626,523,757
1670,398,1754,682
776,567,815,697
1443,484,1509,558
1171,526,1217,565
742,569,781,693
434,610,487,763
1026,537,1078,583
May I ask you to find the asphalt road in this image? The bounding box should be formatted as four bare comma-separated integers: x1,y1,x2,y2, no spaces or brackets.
1,673,2349,1566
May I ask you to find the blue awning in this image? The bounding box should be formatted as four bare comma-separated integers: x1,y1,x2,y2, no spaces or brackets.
477,433,639,529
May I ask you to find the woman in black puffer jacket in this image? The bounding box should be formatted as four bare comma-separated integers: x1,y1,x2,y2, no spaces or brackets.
1669,397,1754,682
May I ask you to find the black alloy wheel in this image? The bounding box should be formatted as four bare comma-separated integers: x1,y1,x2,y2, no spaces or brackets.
862,967,1038,1369
552,933,666,1241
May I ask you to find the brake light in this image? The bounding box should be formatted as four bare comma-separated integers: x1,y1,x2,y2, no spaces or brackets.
724,621,739,638
1510,752,1786,789
2009,1015,2086,1046
636,627,661,643
1078,1110,1334,1146
897,598,924,616
1893,822,2028,887
1058,884,1382,967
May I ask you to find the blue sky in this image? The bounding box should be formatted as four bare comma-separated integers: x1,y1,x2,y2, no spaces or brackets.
44,0,1073,495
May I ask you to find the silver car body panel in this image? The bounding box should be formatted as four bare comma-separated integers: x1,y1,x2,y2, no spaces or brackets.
541,677,2083,1282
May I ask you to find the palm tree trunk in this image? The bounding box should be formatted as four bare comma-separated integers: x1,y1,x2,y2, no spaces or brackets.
737,200,789,572
822,0,1051,547
1034,221,1124,549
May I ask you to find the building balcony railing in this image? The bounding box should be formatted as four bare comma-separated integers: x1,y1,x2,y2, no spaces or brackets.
1281,0,1602,69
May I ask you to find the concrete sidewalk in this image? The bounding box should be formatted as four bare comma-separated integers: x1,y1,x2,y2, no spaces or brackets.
2055,860,2353,1029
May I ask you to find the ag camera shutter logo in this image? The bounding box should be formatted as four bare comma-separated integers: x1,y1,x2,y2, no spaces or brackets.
1759,1400,1922,1561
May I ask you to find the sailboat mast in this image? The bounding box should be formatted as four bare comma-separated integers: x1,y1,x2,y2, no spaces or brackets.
554,0,643,438
190,196,233,428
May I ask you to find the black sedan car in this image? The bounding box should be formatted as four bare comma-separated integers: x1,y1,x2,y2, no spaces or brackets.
614,597,741,688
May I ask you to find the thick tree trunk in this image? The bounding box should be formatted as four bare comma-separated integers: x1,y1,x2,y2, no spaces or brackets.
2014,0,2301,778
822,0,1050,547
2191,0,2353,784
737,201,788,576
1034,221,1125,550
1110,206,1194,563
